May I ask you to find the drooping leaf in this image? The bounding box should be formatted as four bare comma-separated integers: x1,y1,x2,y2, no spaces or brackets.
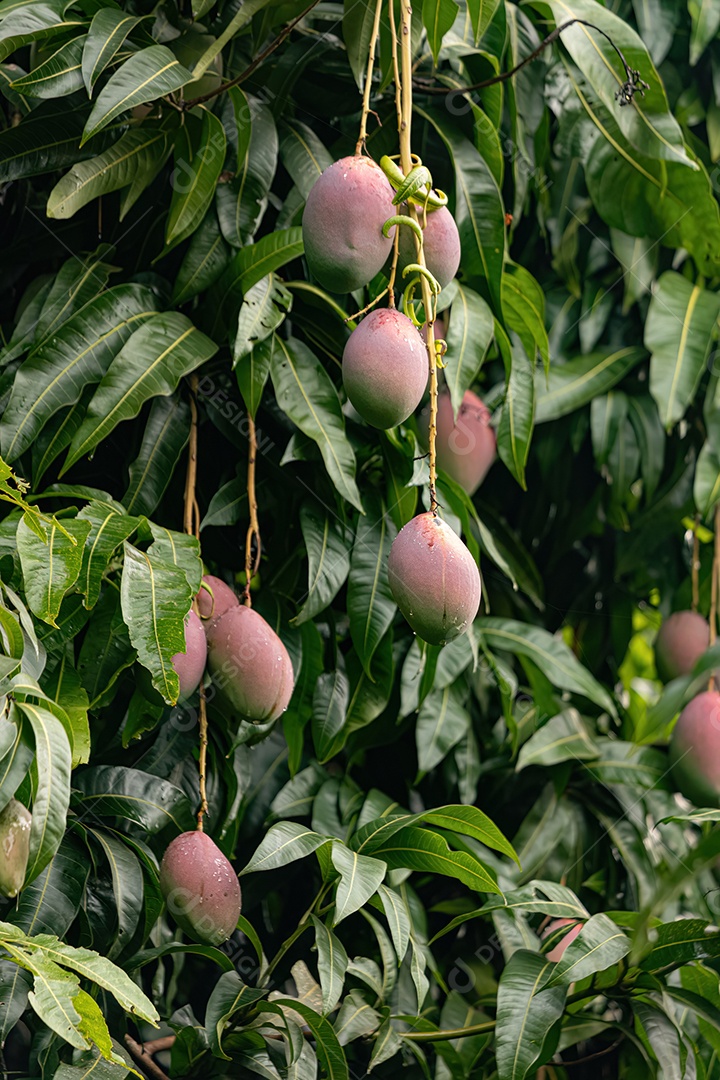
416,683,470,774
205,970,267,1058
16,516,91,627
241,822,329,874
82,8,146,93
123,395,191,517
311,916,348,1013
77,503,140,609
331,841,387,926
279,120,332,200
64,313,217,471
294,502,351,625
47,125,173,220
15,701,72,885
82,46,192,144
0,284,158,463
347,498,396,676
443,284,494,416
172,210,230,306
646,271,720,430
72,765,194,833
10,34,84,98
495,950,566,1080
119,542,192,704
271,336,363,512
424,0,460,63
535,347,645,423
166,108,226,249
544,913,629,986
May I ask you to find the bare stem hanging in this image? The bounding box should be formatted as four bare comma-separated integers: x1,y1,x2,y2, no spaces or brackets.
355,0,384,154
397,0,439,515
692,512,700,614
183,374,209,832
243,415,261,607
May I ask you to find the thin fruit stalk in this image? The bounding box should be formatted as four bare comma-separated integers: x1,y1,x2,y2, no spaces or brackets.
398,0,439,515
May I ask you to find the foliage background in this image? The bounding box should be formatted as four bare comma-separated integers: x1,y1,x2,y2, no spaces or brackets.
2,0,720,1076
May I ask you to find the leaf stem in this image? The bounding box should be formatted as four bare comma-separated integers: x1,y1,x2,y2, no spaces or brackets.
355,0,384,155
692,512,700,613
402,1019,496,1041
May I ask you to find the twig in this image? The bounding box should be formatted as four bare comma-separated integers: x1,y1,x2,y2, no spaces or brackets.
182,0,322,109
196,677,209,830
692,512,700,613
560,1035,623,1067
183,374,208,830
124,1036,170,1080
412,18,648,104
242,414,261,607
355,0,384,154
398,0,438,515
140,1037,176,1055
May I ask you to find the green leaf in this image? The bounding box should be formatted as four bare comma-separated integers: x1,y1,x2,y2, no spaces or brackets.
0,1,82,64
503,262,549,374
17,516,91,627
371,824,500,893
418,108,505,315
82,8,145,93
147,523,202,594
443,285,494,416
120,542,192,704
347,499,395,677
262,999,348,1080
544,0,692,166
311,915,348,1013
416,684,470,774
166,108,226,248
689,0,720,64
235,335,274,419
377,884,411,962
36,245,116,344
279,120,332,200
64,312,217,471
535,346,644,423
211,227,303,338
216,93,277,249
432,880,589,943
10,835,88,937
10,34,84,98
312,670,349,763
422,804,518,864
172,210,229,305
77,590,135,709
645,271,720,430
633,998,690,1080
331,841,387,926
47,125,173,220
497,331,534,489
0,99,103,183
0,710,34,814
72,764,194,833
234,274,292,366
77,503,140,609
271,336,363,513
640,920,720,971
424,0,459,63
0,283,158,463
476,618,617,716
516,710,599,771
0,937,85,1047
241,821,329,874
123,395,191,517
544,913,629,986
205,970,267,1058
694,439,720,517
82,46,192,144
15,702,72,885
41,647,90,767
89,829,143,960
295,502,351,625
190,0,276,79
333,989,378,1046
343,0,379,87
495,950,566,1080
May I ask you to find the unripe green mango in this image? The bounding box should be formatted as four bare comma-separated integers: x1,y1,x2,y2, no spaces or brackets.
655,610,710,682
342,308,428,429
388,512,481,645
397,205,460,289
669,690,720,807
206,605,294,723
160,830,241,946
302,156,396,293
0,798,31,898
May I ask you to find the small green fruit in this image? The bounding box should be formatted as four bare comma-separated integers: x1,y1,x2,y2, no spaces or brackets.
0,798,32,898
160,830,241,946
